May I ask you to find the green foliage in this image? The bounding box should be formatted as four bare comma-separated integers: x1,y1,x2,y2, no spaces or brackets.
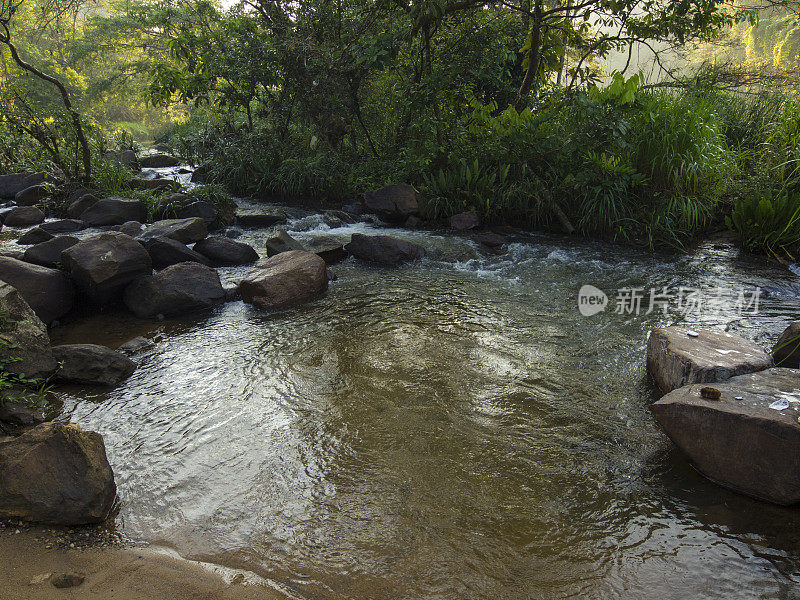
726,191,800,255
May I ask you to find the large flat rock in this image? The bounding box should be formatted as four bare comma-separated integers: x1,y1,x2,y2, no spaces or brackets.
647,326,772,394
651,368,800,505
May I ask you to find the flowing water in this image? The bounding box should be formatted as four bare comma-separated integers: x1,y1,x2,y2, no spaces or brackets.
27,198,800,599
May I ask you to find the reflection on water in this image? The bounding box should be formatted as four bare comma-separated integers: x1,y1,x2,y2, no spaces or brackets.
43,209,800,600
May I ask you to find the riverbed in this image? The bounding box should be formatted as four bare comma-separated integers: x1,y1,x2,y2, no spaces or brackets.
28,200,800,599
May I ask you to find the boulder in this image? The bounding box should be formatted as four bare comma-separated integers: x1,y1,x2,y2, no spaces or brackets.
193,236,258,266
79,197,147,227
143,236,211,269
103,149,139,168
449,211,480,231
265,230,305,256
772,322,800,368
362,183,419,221
152,142,170,153
305,237,347,265
176,201,217,224
16,227,54,245
472,232,507,248
40,219,84,234
651,368,800,505
67,194,99,218
150,193,190,220
118,220,143,237
22,236,79,269
344,233,425,266
128,177,177,192
240,250,327,311
0,386,59,429
4,206,45,227
190,165,209,183
0,257,74,323
52,344,136,386
14,184,49,207
61,232,152,305
0,172,46,200
123,262,225,318
647,326,773,394
138,153,180,168
0,282,56,378
236,210,286,228
137,217,207,244
0,422,116,524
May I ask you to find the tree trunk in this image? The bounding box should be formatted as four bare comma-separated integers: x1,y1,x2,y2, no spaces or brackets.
517,0,542,109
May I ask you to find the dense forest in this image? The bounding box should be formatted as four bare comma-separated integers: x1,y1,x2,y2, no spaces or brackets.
2,0,800,252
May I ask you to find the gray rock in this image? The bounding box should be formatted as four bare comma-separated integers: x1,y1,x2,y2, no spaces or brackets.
0,422,116,524
0,172,46,200
52,344,136,386
344,233,425,266
237,210,286,228
305,237,347,265
80,198,147,227
5,206,45,227
14,184,49,207
265,230,305,256
137,217,207,244
0,257,74,323
362,183,419,221
241,250,327,311
128,177,177,192
772,321,800,368
449,211,480,231
118,220,143,237
22,236,79,268
61,232,152,305
123,262,225,318
117,336,150,354
39,219,84,234
103,149,139,168
67,194,99,218
193,236,258,266
472,232,507,248
646,326,773,394
16,227,54,246
176,201,217,224
138,153,180,168
651,368,800,505
0,282,56,378
143,236,211,269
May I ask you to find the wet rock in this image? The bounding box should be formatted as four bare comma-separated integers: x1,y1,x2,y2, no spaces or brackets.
241,250,327,311
265,230,305,256
4,206,45,227
0,282,57,378
40,219,84,234
123,262,225,318
236,210,286,228
61,232,152,305
647,326,773,394
344,233,425,266
80,197,147,227
305,237,347,265
772,321,800,368
138,153,180,168
137,217,207,244
118,220,143,237
405,215,422,229
50,572,85,588
0,172,46,200
22,236,79,269
177,201,217,224
342,203,363,216
472,232,507,248
142,236,211,269
67,193,99,219
651,368,800,505
0,257,74,323
0,422,116,524
15,184,49,207
193,236,258,266
150,193,191,220
52,344,136,386
16,227,54,245
0,250,23,260
152,142,170,153
362,183,419,221
225,228,242,239
128,177,177,192
117,336,150,354
190,164,209,183
449,211,479,231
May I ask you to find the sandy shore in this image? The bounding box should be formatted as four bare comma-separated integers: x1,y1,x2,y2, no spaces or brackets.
0,527,283,600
